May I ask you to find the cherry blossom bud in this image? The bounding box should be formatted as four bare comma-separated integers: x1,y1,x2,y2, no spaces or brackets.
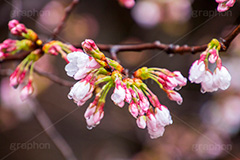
216,0,236,12
111,79,126,107
93,109,104,126
201,71,218,93
10,23,27,36
20,80,34,101
84,102,97,119
213,66,231,90
173,71,187,87
82,39,106,61
136,116,146,129
8,19,19,30
146,112,166,139
189,60,206,83
85,103,105,128
208,49,218,63
146,113,158,132
155,106,173,126
9,67,26,88
68,77,94,106
137,90,149,112
129,102,138,118
226,0,236,7
148,125,165,139
165,76,178,89
167,90,183,105
124,86,132,103
118,0,135,8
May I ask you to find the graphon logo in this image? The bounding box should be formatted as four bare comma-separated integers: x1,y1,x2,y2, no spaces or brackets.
9,141,51,151
192,143,232,152
192,10,232,18
11,9,50,17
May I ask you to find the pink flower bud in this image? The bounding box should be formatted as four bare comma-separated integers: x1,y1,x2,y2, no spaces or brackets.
189,60,206,83
167,90,183,105
129,102,138,118
136,116,146,129
93,110,104,126
8,19,19,30
10,67,20,88
84,103,97,119
146,112,158,132
111,79,126,107
213,66,231,90
0,51,5,60
10,23,27,36
173,71,187,87
155,107,173,126
226,0,236,7
82,39,98,52
208,49,218,63
118,0,135,8
17,70,26,84
20,81,34,101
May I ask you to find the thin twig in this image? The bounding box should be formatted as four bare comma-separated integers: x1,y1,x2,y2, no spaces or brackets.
2,24,240,62
29,99,78,160
52,0,79,39
34,66,74,87
0,67,74,87
98,25,240,55
220,25,240,50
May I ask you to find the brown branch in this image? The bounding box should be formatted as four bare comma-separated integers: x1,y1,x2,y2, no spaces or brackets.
220,25,240,50
2,24,240,63
1,51,30,62
34,66,75,87
0,67,74,87
29,99,78,160
52,0,79,39
98,42,208,55
97,24,240,56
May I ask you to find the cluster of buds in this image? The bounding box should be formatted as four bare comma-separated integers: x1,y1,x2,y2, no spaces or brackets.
65,40,120,128
0,38,35,61
2,20,46,100
65,39,186,138
112,77,173,139
118,0,135,8
8,20,39,42
189,39,231,93
216,0,236,12
134,67,187,105
43,41,81,62
10,49,42,101
2,20,84,100
0,20,42,61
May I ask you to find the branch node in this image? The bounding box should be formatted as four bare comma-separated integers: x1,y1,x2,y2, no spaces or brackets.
219,37,227,51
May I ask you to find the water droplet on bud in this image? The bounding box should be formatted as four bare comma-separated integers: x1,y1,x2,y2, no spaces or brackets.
68,94,72,99
177,101,182,105
200,88,206,94
175,86,182,91
87,126,93,130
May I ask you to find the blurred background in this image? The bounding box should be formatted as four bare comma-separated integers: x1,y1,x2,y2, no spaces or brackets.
0,0,240,159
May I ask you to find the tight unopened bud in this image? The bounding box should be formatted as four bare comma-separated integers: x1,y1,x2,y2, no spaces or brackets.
20,80,34,101
8,19,19,30
82,39,106,61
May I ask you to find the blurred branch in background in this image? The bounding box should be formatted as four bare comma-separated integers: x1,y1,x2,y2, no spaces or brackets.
52,0,79,39
29,99,78,160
